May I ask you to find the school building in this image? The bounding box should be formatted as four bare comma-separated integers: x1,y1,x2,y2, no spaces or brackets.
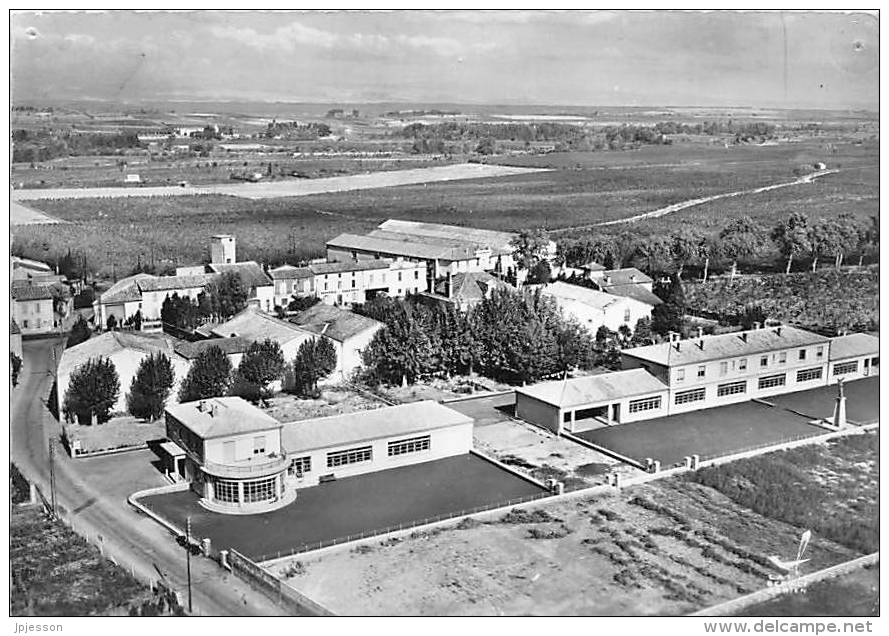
163,398,473,514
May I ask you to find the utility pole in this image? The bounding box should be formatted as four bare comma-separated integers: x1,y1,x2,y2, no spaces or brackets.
48,438,57,517
185,515,193,613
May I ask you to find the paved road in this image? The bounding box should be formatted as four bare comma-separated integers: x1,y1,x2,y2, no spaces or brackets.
10,338,293,616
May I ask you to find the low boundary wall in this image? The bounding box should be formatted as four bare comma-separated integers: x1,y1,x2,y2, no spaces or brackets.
128,482,192,537
690,552,879,617
560,430,648,471
228,549,336,616
468,448,550,490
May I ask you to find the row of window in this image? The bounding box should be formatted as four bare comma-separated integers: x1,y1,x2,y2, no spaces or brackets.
673,367,826,405
243,477,278,503
289,456,312,476
388,435,431,456
327,446,373,468
628,396,662,413
716,380,747,397
833,361,858,375
675,347,826,382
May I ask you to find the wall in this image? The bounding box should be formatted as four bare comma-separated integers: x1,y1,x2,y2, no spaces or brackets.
337,325,383,378
204,427,283,464
515,393,561,433
283,421,473,489
13,298,55,334
827,355,880,384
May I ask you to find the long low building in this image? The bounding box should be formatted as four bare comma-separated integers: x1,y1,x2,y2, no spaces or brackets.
163,398,474,514
515,326,879,432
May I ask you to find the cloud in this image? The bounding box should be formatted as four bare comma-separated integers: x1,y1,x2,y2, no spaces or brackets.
209,22,339,51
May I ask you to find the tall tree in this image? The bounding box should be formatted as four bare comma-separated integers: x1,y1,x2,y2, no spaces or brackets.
206,271,249,320
806,219,836,273
833,212,864,270
771,212,810,275
62,357,120,425
670,228,704,279
237,339,286,399
613,231,638,269
178,345,233,402
10,352,22,387
126,352,175,421
699,233,720,282
860,214,879,266
633,235,673,276
651,274,686,336
510,228,551,271
292,337,338,397
718,215,763,282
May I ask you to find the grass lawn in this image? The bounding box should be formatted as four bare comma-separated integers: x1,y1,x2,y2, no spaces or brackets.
575,400,823,467
139,454,547,561
64,416,166,455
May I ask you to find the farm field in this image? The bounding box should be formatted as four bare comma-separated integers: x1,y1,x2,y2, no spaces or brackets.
684,268,880,334
733,564,879,617
274,475,860,616
10,505,181,616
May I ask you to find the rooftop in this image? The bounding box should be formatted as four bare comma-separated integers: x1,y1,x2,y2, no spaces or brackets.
58,331,176,378
516,369,668,408
268,265,313,281
622,325,831,367
596,268,653,287
580,260,606,271
206,261,272,289
377,219,516,250
10,280,69,302
309,259,391,275
603,284,663,306
211,306,311,344
328,232,491,262
538,281,624,312
290,304,383,342
173,336,254,360
281,400,472,452
12,256,53,272
166,397,282,440
433,271,510,303
829,333,879,361
137,273,217,293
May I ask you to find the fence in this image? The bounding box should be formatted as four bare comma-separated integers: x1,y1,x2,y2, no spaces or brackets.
254,490,553,563
228,549,336,616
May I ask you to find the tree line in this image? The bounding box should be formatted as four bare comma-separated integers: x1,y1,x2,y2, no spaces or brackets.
160,272,250,330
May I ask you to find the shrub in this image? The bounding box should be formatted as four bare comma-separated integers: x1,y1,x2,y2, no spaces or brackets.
62,357,120,424
10,352,23,387
126,352,175,421
178,345,232,402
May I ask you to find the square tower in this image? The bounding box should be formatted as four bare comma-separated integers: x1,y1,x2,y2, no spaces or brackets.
211,235,236,265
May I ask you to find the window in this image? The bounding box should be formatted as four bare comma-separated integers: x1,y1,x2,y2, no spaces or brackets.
833,361,858,376
778,352,787,364
623,308,631,323
674,388,706,405
327,446,373,468
739,358,747,371
758,373,786,390
717,381,747,397
214,480,239,503
253,436,266,455
697,365,706,378
871,356,879,368
398,272,403,282
289,456,311,476
563,412,571,423
629,396,661,413
719,361,728,376
798,349,807,361
414,270,419,280
760,356,768,367
324,282,328,291
388,435,431,457
816,346,824,359
676,369,685,382
369,274,374,284
22,320,28,329
796,367,823,383
243,477,277,503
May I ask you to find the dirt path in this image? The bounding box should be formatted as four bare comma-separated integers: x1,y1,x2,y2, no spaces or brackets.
10,163,549,202
551,169,840,234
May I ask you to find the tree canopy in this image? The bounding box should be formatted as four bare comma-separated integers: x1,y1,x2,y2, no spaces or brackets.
178,345,232,402
126,352,175,421
237,339,286,400
292,337,338,397
63,357,120,425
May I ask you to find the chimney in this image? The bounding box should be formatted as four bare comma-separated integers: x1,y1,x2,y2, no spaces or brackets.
630,274,637,283
604,275,612,285
674,341,681,352
776,326,783,337
198,400,206,412
697,338,704,350
741,332,748,343
210,403,217,418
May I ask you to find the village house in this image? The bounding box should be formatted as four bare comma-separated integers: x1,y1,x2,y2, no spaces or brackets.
172,336,254,370
289,303,384,379
56,331,188,420
11,256,65,284
161,397,473,514
534,281,655,335
11,280,73,336
210,306,314,366
420,271,512,312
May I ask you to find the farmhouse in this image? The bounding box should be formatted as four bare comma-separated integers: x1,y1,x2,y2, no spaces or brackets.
172,336,253,369
11,280,73,336
421,271,512,312
289,303,384,378
327,219,556,289
57,331,188,419
210,306,313,364
11,256,64,284
535,281,654,335
516,369,669,434
163,397,473,513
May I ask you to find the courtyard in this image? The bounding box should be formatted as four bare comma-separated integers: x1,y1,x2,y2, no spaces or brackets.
137,453,548,561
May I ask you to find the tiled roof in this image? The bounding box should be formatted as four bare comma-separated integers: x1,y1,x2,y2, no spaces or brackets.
137,274,216,292
11,281,68,301
603,284,663,306
290,304,383,342
269,265,313,281
12,256,53,272
58,331,176,379
309,260,391,275
207,261,272,289
328,233,483,262
434,271,510,303
597,268,653,287
211,307,312,344
173,336,254,360
377,219,515,251
581,261,606,271
516,369,668,408
829,333,879,361
97,274,153,304
538,281,623,312
622,325,831,367
280,400,472,452
166,397,281,440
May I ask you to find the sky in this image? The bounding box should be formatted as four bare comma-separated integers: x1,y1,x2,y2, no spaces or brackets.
10,10,879,109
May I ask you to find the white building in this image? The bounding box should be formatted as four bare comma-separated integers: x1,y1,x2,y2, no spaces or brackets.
163,397,473,514
210,306,314,365
535,281,655,335
11,280,73,336
827,333,880,383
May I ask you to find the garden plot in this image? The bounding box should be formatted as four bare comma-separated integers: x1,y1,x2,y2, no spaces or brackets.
275,478,859,616
261,387,384,423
